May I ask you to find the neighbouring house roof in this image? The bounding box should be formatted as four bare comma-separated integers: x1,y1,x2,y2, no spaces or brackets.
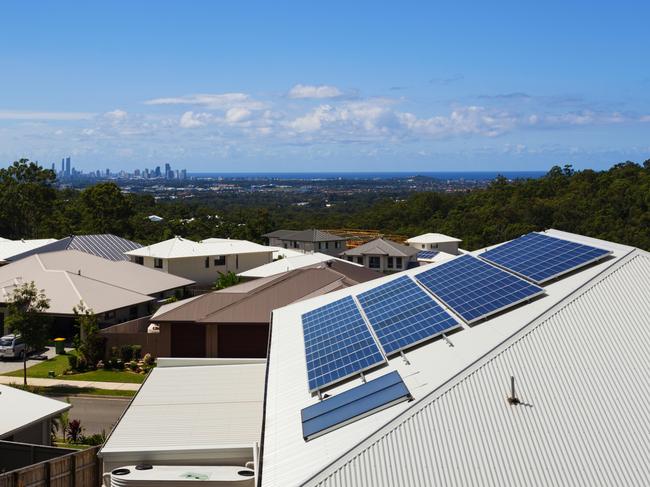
262,229,347,243
152,262,381,324
0,250,194,315
125,236,274,259
238,253,360,278
0,384,71,439
0,239,57,263
405,232,462,244
6,234,143,262
339,238,419,258
99,359,266,464
260,230,640,487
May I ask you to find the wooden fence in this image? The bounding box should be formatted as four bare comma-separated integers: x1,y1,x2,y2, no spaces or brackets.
0,446,100,487
100,316,165,358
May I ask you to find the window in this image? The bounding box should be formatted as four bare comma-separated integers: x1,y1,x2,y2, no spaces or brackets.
357,256,364,265
129,306,138,319
325,242,330,249
236,254,239,269
387,257,394,268
154,258,163,269
395,257,403,268
369,256,380,269
422,244,426,249
214,255,226,266
335,241,341,249
318,242,324,250
104,310,116,320
293,241,299,248
205,257,210,268
134,256,144,265
347,256,354,262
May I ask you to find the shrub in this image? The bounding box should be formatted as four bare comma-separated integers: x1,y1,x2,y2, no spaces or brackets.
142,353,154,366
76,354,88,372
120,345,133,362
67,353,78,370
131,344,142,360
82,432,106,446
66,419,84,443
129,360,138,371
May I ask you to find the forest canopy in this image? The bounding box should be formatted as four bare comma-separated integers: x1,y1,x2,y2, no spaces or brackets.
0,158,648,251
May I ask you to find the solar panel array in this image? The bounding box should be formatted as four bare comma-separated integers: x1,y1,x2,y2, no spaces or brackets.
302,296,385,392
479,232,611,284
415,254,544,323
417,250,439,259
357,276,459,355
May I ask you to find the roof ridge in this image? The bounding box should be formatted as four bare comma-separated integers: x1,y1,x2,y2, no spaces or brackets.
301,247,641,486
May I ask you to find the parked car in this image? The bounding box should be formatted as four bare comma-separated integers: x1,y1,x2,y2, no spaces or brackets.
0,334,28,360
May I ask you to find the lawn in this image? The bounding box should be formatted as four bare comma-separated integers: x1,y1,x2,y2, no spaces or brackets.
3,354,146,384
8,382,136,397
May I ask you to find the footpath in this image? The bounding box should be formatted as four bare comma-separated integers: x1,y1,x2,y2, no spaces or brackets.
0,375,141,391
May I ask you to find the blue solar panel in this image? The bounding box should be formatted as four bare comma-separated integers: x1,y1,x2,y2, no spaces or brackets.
479,232,612,284
417,250,439,259
357,276,459,355
301,371,411,440
302,296,385,392
415,254,544,323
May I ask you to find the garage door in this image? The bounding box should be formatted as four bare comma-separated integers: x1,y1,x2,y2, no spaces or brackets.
217,324,269,358
171,323,206,357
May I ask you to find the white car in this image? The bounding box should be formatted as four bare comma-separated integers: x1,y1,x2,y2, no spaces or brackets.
0,334,28,360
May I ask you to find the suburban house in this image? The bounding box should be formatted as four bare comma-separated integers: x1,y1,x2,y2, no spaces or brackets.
262,229,347,257
238,252,357,279
339,237,419,272
0,384,70,445
98,230,650,486
99,358,265,478
125,236,274,286
0,250,193,336
4,234,142,262
105,260,381,359
0,238,57,265
405,232,462,255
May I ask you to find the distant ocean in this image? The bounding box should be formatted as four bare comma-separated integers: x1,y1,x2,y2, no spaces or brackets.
188,171,547,180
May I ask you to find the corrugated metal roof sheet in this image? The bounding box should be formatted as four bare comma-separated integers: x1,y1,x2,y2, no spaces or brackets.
305,250,650,486
0,384,71,438
6,234,143,262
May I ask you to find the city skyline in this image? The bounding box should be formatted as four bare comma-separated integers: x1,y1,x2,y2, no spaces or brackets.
1,1,649,172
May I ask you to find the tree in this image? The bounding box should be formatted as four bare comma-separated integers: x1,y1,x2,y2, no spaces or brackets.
213,271,242,290
5,282,51,385
73,302,106,367
78,182,134,235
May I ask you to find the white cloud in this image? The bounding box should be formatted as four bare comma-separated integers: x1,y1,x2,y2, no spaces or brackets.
225,107,252,123
145,93,265,110
179,111,211,128
104,109,128,120
0,110,95,120
287,84,343,99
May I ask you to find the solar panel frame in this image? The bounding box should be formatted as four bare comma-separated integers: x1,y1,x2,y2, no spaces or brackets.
478,232,612,284
302,296,386,392
414,254,545,324
356,276,460,355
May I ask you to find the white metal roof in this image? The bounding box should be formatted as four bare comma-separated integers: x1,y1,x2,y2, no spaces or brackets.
125,236,274,259
100,359,265,464
0,250,193,314
415,249,456,264
260,230,637,487
405,232,462,244
0,384,71,439
0,238,57,263
238,253,357,278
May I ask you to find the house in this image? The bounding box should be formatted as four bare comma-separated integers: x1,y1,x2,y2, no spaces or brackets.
258,230,650,486
4,234,142,262
339,237,419,272
405,232,462,255
99,358,265,476
138,260,381,358
0,238,57,265
0,250,194,336
147,214,164,222
125,236,274,286
0,384,70,445
238,252,358,279
262,229,347,257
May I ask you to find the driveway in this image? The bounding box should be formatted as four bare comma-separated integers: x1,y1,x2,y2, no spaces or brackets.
0,346,57,374
49,395,132,436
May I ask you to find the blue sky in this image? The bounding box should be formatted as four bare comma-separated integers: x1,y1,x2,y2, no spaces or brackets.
1,1,649,172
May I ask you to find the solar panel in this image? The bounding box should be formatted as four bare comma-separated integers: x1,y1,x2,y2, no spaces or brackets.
357,276,459,355
415,254,544,323
301,371,411,440
479,232,612,284
302,296,385,392
417,250,439,259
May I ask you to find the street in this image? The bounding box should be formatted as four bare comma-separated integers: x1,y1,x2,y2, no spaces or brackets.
49,395,132,436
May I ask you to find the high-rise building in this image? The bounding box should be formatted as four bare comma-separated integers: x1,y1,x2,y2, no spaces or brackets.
164,163,172,179
181,169,187,180
61,158,65,174
65,157,71,177
106,168,110,177
155,166,161,177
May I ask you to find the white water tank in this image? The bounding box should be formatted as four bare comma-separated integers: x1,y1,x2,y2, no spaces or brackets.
105,465,255,487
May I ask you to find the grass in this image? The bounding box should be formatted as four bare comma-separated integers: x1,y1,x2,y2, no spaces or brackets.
8,382,136,397
3,354,146,384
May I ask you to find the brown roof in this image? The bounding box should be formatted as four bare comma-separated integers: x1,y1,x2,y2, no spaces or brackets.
152,262,381,324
